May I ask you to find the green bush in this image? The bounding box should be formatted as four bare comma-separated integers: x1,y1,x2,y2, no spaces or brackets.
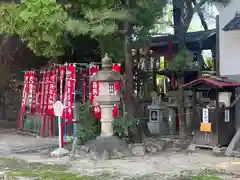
76,101,138,144
113,116,138,139
76,102,100,144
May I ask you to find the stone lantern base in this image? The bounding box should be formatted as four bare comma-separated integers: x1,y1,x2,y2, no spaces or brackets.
84,136,131,160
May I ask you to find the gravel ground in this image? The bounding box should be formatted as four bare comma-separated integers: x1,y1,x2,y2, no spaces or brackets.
8,149,240,179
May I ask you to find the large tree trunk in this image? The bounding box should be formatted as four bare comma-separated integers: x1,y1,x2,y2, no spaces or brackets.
0,35,11,120
0,35,48,121
173,0,187,141
123,22,135,116
123,0,151,142
177,76,186,141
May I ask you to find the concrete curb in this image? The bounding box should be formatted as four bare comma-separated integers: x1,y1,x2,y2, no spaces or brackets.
10,144,58,154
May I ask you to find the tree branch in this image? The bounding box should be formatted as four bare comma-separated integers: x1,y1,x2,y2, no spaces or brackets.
192,0,208,30
198,0,209,7
183,0,194,32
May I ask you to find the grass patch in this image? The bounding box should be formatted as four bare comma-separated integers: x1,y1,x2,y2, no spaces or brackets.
7,169,113,180
177,169,229,180
0,156,237,180
0,156,112,180
7,167,113,180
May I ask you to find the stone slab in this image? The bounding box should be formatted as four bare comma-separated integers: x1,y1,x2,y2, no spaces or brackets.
51,148,69,157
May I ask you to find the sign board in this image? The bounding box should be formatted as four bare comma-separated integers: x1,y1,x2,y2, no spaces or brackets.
200,122,211,132
54,101,64,116
202,108,209,123
225,109,230,122
150,110,159,122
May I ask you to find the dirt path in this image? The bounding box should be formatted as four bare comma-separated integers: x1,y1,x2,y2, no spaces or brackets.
10,150,240,179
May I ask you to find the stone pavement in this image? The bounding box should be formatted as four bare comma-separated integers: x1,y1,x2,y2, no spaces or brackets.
0,130,58,155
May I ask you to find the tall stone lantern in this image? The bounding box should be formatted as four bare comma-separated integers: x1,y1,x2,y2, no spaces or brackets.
93,54,121,137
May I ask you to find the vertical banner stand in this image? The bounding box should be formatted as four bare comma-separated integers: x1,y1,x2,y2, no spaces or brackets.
51,101,69,157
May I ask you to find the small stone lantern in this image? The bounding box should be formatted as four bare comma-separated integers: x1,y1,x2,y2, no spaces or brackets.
148,91,168,135
93,54,121,137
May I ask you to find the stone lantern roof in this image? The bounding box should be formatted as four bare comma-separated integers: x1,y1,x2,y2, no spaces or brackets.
102,53,112,69
93,54,120,82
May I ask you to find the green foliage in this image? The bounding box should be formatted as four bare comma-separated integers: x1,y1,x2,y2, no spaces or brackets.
113,116,138,139
76,101,100,144
76,101,138,142
0,0,168,59
98,34,125,61
168,49,193,72
0,0,69,58
134,0,168,46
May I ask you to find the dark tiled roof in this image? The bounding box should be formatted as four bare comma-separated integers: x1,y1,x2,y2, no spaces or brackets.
150,29,216,48
182,76,240,89
223,12,240,31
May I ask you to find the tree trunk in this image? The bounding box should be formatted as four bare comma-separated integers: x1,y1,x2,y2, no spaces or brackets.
173,0,187,140
98,37,106,58
0,35,11,121
177,75,186,141
123,23,135,116
123,0,151,142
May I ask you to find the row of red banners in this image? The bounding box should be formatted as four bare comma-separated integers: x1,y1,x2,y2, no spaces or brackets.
21,63,120,120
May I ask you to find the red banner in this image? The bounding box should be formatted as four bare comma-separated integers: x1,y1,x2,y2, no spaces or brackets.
81,68,87,103
27,71,38,113
38,71,46,114
44,71,50,114
112,63,120,117
60,65,65,103
62,64,75,120
21,71,30,112
46,71,57,114
89,64,100,119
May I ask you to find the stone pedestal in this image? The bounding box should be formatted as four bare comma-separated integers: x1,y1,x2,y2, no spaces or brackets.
100,105,114,137
148,92,168,135
148,106,169,135
85,136,130,160
148,104,160,134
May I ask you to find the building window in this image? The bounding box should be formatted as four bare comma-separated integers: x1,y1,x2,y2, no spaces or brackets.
109,84,114,94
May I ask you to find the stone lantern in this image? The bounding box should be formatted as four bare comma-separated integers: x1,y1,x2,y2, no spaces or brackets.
93,54,121,137
148,91,168,135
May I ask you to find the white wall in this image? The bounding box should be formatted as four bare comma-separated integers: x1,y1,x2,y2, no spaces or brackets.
215,0,240,76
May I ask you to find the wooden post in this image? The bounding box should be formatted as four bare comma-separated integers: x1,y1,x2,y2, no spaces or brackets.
215,15,220,76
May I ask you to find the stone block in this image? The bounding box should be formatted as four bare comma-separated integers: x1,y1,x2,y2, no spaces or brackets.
85,136,129,160
187,144,197,152
51,148,69,158
130,144,146,156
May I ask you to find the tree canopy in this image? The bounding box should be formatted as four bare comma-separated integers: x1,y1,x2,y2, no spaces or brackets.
0,0,168,59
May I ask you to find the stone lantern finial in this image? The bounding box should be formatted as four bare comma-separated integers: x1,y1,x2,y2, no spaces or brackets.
102,53,112,68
